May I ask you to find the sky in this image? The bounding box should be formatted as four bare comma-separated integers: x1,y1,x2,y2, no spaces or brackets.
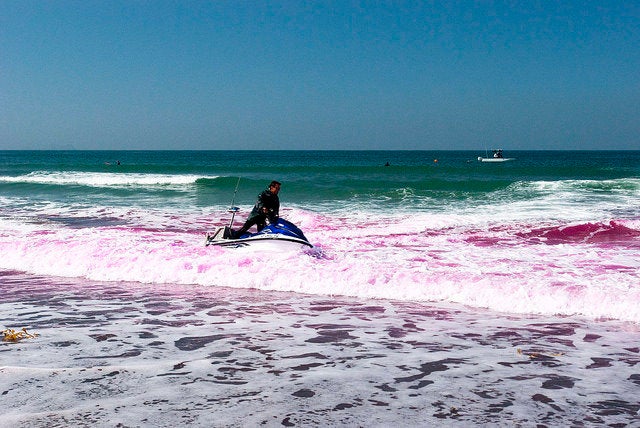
1,1,639,151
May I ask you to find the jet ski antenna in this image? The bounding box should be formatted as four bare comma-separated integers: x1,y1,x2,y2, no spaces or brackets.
228,177,241,228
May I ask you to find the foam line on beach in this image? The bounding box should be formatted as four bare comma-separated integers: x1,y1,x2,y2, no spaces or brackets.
1,275,638,426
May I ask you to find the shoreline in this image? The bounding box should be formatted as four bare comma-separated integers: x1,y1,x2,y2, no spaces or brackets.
2,272,639,426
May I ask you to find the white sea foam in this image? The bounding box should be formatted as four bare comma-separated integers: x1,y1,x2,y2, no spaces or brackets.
1,205,638,323
1,274,638,426
0,171,218,188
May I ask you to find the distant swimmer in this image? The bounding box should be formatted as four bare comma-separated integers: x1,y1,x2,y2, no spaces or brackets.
384,162,390,166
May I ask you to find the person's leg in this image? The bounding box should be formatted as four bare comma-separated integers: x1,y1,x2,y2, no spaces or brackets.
233,219,255,237
232,214,263,237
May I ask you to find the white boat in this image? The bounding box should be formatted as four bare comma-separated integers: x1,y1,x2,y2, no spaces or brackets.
478,149,514,162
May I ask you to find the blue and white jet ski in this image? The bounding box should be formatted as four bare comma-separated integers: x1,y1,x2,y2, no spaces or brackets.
206,218,313,250
206,179,313,250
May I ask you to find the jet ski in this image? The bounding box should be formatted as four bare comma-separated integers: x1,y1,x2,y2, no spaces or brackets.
206,218,313,250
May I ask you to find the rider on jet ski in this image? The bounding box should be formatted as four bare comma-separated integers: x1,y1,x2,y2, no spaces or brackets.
227,180,280,238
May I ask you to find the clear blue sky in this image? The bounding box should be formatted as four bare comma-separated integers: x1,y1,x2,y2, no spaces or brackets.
2,1,639,150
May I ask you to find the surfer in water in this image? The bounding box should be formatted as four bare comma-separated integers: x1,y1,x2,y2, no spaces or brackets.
228,180,281,238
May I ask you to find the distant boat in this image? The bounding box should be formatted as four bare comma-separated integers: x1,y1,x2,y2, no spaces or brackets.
478,149,514,162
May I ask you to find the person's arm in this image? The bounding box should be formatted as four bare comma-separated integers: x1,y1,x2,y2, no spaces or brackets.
255,190,269,213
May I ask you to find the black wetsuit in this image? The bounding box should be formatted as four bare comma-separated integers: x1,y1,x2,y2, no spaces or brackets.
234,188,280,236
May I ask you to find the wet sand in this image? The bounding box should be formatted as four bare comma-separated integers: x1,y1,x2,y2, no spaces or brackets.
1,271,639,426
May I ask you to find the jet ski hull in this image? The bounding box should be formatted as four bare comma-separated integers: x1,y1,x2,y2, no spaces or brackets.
206,218,312,250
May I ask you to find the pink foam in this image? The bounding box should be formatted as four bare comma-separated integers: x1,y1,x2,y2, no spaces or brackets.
1,209,638,323
517,221,640,246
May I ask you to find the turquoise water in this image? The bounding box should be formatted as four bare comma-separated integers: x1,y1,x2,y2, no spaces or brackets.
1,150,638,211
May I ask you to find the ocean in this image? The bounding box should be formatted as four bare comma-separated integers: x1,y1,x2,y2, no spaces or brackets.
1,150,639,426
